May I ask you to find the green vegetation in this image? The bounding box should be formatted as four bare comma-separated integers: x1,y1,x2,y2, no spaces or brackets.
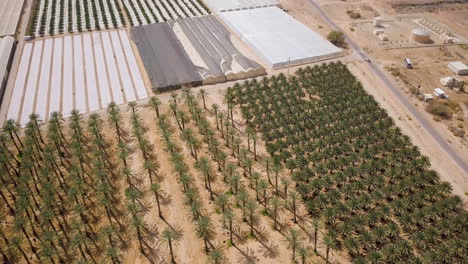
227,62,467,263
327,30,346,47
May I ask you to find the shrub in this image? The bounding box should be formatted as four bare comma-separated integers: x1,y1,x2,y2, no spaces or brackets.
426,101,453,119
327,31,346,47
346,10,361,19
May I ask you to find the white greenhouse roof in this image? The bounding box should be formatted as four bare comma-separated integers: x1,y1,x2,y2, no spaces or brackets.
0,0,24,36
203,0,279,12
4,30,148,125
219,7,343,69
0,36,15,82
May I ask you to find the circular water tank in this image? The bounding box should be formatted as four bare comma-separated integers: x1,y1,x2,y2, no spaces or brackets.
411,28,431,43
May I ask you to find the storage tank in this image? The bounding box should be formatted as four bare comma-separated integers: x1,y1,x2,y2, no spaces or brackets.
411,28,431,43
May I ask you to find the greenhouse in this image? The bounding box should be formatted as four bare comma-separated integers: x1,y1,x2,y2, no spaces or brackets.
0,0,25,36
203,0,278,12
131,15,265,91
219,7,344,69
0,36,15,106
4,30,147,125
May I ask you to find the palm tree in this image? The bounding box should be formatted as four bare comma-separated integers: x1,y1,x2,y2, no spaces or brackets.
289,191,299,223
199,89,207,109
310,218,322,252
246,200,257,236
196,216,214,253
150,183,163,219
149,96,162,118
160,227,181,264
3,119,23,153
211,104,220,130
270,196,282,231
284,228,301,262
215,193,229,214
223,209,235,243
323,232,338,264
195,157,214,200
208,248,224,264
296,245,312,264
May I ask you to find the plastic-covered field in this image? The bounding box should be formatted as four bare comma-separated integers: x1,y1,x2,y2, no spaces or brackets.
5,30,148,125
219,7,344,69
203,0,278,12
131,15,265,92
0,0,24,36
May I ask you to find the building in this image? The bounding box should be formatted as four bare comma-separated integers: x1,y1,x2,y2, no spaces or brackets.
0,36,16,107
411,28,431,43
373,17,382,27
448,61,468,75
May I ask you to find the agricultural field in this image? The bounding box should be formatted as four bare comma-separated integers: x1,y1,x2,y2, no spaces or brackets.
1,61,466,264
227,62,467,263
30,0,125,37
122,0,210,26
0,91,328,263
5,30,147,125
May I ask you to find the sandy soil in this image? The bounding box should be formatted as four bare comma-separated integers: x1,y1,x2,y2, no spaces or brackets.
107,98,332,263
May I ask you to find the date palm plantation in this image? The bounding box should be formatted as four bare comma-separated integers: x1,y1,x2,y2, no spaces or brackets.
226,62,467,263
0,61,466,264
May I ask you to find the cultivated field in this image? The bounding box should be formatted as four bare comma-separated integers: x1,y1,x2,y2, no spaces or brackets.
122,0,210,26
30,0,125,37
227,62,467,263
1,62,466,264
6,30,147,125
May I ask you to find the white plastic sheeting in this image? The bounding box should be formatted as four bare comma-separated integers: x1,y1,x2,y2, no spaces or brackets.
4,30,148,125
0,0,25,36
219,7,344,69
0,36,15,99
203,0,278,12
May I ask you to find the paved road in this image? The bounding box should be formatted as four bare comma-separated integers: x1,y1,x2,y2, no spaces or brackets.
307,0,468,173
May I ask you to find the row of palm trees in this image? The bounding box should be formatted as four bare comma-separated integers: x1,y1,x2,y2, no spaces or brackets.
170,88,337,263
154,100,223,263
227,62,467,263
0,110,129,263
1,102,184,263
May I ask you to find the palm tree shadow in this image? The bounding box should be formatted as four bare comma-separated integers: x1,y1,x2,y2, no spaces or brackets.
145,223,159,240
276,215,291,234
258,241,280,259
253,225,270,243
160,191,173,206
232,224,249,245
234,245,259,264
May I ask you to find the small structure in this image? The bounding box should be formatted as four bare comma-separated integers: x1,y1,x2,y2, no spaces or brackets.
423,93,434,102
373,17,382,27
373,29,384,35
433,88,448,99
379,34,388,41
448,61,468,75
411,28,431,43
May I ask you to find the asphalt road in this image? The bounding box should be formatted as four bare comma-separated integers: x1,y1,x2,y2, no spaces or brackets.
307,0,468,173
